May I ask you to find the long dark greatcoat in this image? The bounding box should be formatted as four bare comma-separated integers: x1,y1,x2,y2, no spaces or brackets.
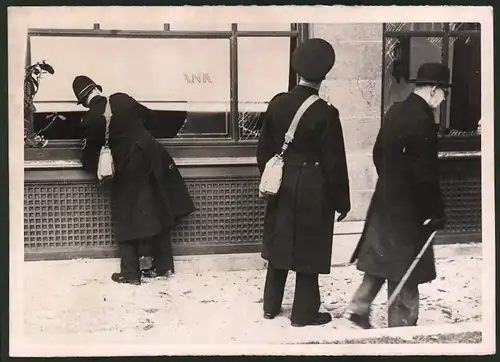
350,93,444,284
80,93,195,243
257,85,351,275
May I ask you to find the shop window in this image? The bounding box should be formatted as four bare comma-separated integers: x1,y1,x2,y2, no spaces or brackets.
32,110,229,140
447,34,481,132
384,37,443,112
177,112,229,139
33,111,84,140
24,23,305,151
383,23,481,137
29,35,231,140
32,110,208,140
237,23,294,140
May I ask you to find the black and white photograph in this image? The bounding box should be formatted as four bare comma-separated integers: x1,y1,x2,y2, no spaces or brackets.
8,5,495,356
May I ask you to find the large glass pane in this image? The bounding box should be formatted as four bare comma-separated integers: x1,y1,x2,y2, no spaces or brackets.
175,111,229,139
383,36,443,117
29,35,231,139
237,24,291,140
443,33,481,135
32,109,228,140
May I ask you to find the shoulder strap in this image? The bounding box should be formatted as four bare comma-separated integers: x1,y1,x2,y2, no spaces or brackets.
103,97,112,146
279,94,320,156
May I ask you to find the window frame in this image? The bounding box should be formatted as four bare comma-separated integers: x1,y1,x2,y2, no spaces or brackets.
25,23,309,156
381,23,481,136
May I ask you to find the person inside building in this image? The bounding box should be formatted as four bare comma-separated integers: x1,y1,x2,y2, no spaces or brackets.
346,63,449,329
73,75,196,285
256,38,351,327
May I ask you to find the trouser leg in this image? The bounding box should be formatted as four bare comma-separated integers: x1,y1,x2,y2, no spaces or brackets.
263,262,288,315
348,273,386,316
290,272,321,324
149,230,174,272
387,281,420,327
118,240,141,281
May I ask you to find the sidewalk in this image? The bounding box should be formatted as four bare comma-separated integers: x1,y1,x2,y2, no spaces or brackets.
21,242,482,348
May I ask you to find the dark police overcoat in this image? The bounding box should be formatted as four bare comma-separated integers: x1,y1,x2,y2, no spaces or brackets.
257,85,351,275
350,93,445,284
80,93,195,243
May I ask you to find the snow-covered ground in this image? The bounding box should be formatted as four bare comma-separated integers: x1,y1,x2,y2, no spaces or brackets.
21,249,481,345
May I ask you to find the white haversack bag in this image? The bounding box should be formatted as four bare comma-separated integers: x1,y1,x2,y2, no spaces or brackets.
259,94,319,199
259,154,285,198
97,98,114,183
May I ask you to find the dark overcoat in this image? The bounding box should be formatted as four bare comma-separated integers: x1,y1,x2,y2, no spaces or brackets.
350,93,445,284
80,93,195,243
257,85,351,274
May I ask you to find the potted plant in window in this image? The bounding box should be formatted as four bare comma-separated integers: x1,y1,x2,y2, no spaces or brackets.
24,60,61,148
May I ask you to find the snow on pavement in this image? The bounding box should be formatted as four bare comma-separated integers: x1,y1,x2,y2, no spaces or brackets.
22,252,482,345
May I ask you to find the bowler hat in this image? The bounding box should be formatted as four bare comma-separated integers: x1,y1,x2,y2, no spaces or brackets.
411,63,452,87
72,75,102,105
292,38,335,82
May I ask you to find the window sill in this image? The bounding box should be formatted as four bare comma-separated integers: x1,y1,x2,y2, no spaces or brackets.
438,133,481,152
24,150,481,170
24,141,259,161
24,157,258,169
438,151,481,159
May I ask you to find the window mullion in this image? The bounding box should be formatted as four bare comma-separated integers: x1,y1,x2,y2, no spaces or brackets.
24,35,35,140
381,23,387,125
441,23,450,128
230,23,239,142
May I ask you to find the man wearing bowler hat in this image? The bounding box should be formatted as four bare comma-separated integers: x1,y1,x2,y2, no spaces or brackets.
73,76,195,285
257,38,351,327
347,63,450,329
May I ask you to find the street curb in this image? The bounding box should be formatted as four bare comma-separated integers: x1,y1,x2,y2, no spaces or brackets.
293,322,482,344
165,242,481,273
32,242,482,274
